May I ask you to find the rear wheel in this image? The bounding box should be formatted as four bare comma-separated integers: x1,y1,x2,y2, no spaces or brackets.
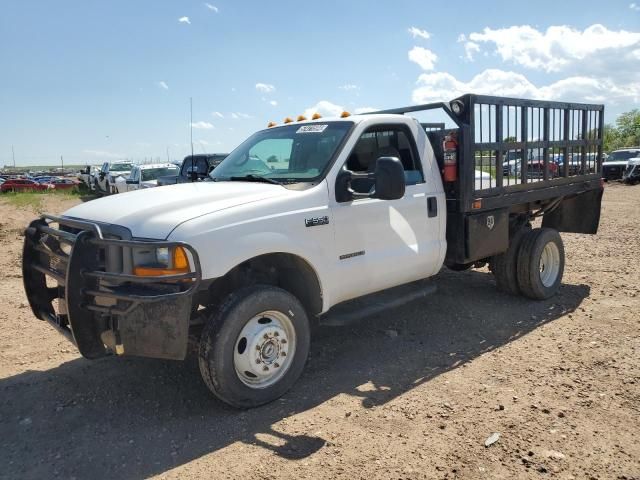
490,225,530,295
199,285,310,408
517,228,565,300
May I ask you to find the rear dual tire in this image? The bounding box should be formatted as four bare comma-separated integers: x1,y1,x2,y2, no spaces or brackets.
517,228,565,300
492,227,565,300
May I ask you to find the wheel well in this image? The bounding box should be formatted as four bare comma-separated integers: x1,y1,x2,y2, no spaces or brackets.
203,253,323,316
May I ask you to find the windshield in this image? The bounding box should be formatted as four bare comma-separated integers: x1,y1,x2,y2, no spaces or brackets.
141,167,178,181
210,122,352,183
606,151,639,162
111,163,133,172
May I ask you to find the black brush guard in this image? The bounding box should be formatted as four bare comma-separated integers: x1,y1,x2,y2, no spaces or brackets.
22,215,202,360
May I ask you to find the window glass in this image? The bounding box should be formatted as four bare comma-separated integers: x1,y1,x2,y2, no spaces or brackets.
111,163,133,172
345,126,423,193
211,122,352,182
141,166,178,181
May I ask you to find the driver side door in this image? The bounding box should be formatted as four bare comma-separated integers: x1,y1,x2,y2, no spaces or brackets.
328,124,440,305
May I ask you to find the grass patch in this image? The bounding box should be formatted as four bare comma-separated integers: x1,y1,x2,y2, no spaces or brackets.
1,192,44,210
0,190,87,211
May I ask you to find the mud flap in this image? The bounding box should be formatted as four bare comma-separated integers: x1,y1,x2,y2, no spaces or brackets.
542,188,603,234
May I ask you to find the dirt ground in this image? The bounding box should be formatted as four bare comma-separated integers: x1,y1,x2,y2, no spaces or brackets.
0,185,638,480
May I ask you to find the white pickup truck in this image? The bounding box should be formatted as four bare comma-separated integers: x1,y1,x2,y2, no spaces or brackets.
23,94,605,408
114,163,179,193
94,160,134,195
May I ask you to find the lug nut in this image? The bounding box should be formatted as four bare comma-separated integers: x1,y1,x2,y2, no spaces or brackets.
274,331,279,337
281,351,287,356
255,358,261,364
262,366,269,371
263,333,269,340
281,339,287,344
274,363,280,368
256,345,261,350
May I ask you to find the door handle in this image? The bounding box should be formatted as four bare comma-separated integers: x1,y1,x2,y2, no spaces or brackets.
427,196,438,218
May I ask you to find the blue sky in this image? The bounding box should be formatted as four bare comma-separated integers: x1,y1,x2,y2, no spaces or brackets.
1,0,639,166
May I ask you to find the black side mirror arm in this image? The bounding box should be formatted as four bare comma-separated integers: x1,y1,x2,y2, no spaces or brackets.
335,169,375,203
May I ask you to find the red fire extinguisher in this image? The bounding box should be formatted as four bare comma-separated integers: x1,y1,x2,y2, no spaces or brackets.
442,133,458,182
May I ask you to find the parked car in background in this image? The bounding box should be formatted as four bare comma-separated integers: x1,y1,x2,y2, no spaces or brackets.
50,178,80,190
157,154,228,186
1,179,54,192
603,148,640,180
115,163,179,193
32,176,57,184
95,160,133,195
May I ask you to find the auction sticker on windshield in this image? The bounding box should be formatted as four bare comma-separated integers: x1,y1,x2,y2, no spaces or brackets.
296,124,328,133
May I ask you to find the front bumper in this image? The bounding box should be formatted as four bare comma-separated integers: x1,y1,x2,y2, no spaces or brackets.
602,164,625,180
22,215,202,360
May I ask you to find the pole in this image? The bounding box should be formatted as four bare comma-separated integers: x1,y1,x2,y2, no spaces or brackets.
190,97,195,181
166,146,170,163
12,145,15,167
61,155,64,172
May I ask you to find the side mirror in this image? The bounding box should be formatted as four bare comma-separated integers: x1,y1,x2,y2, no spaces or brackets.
372,157,405,200
335,156,405,203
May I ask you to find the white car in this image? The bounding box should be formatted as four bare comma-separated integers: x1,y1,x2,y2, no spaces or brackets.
115,163,179,194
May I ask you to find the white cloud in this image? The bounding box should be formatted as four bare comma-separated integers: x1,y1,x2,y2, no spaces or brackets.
196,139,210,145
269,100,278,106
191,121,214,129
631,2,640,10
178,16,191,24
255,83,276,93
303,101,377,118
463,41,480,61
411,69,640,105
157,81,169,90
83,149,123,159
339,84,359,91
465,24,640,73
230,112,252,119
408,27,431,40
212,111,224,118
303,101,344,119
354,107,378,114
408,46,438,71
204,3,218,12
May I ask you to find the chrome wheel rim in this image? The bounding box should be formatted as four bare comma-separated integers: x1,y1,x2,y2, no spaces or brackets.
539,242,560,287
233,310,296,389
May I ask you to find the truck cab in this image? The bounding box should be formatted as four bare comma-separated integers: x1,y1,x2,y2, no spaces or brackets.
22,94,604,409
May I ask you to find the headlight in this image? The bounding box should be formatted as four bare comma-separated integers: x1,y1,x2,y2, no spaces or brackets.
133,245,190,277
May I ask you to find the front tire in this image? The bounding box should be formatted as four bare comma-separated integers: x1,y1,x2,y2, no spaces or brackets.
517,228,565,300
199,285,310,408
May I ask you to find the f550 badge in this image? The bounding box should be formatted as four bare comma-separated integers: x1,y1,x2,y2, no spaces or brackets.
305,216,329,227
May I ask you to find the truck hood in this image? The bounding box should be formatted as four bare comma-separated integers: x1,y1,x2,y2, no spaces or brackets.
62,182,290,239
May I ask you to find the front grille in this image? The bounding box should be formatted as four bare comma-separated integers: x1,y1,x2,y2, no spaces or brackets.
23,214,202,358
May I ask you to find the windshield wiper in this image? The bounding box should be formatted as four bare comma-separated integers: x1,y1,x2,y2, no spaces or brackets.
228,174,282,185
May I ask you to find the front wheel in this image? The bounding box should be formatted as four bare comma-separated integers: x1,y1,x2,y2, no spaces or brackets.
517,228,565,300
199,285,310,408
